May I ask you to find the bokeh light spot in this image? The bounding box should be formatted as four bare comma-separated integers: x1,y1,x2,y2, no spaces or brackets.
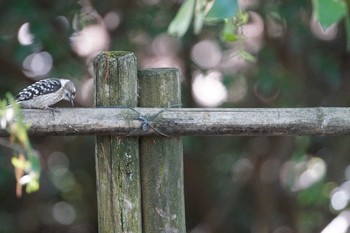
48,152,76,192
104,11,121,30
191,40,222,69
48,151,69,174
330,188,349,211
192,70,227,107
232,158,253,183
280,156,326,191
321,210,350,233
298,157,326,190
22,51,53,78
70,25,110,57
18,22,34,45
53,202,76,225
152,34,181,57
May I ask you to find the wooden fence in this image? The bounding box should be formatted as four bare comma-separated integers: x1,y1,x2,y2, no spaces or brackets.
2,51,350,232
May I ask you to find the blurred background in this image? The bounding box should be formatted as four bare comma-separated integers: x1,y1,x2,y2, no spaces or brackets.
1,0,350,232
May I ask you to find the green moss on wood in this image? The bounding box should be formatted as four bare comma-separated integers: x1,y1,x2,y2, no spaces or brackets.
138,68,186,233
94,51,142,233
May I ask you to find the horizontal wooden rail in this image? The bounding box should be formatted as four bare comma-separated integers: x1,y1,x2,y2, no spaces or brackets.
1,107,350,136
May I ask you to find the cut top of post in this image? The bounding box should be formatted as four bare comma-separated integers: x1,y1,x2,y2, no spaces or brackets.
94,51,138,107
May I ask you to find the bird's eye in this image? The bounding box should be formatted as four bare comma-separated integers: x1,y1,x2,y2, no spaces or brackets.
66,92,73,98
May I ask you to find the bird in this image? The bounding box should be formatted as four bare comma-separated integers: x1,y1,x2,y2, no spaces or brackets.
15,78,76,109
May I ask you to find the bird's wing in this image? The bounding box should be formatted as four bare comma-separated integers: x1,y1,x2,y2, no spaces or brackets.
15,79,62,101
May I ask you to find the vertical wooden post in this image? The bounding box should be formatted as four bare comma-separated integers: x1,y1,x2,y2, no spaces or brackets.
94,51,142,233
138,68,186,232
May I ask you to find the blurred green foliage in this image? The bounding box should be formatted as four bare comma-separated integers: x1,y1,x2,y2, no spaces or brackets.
0,95,40,197
312,0,347,29
0,0,350,233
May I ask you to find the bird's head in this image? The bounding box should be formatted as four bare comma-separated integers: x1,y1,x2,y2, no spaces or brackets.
60,79,76,107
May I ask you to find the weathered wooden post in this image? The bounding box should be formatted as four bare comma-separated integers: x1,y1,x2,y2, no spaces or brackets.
138,68,186,232
94,52,142,232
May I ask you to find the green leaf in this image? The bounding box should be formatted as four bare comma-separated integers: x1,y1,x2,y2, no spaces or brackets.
194,0,207,34
26,178,40,193
11,156,29,170
221,19,239,41
206,0,239,21
312,0,347,29
222,31,238,41
239,51,257,63
168,0,196,37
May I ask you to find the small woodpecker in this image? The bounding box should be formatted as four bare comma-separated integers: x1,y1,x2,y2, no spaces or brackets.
15,79,76,109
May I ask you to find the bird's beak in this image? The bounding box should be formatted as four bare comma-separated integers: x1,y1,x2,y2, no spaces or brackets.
70,96,74,107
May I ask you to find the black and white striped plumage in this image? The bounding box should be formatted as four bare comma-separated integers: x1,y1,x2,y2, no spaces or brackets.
15,79,76,109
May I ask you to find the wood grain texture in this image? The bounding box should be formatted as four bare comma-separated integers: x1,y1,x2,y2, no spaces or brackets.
93,51,142,233
138,68,186,233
